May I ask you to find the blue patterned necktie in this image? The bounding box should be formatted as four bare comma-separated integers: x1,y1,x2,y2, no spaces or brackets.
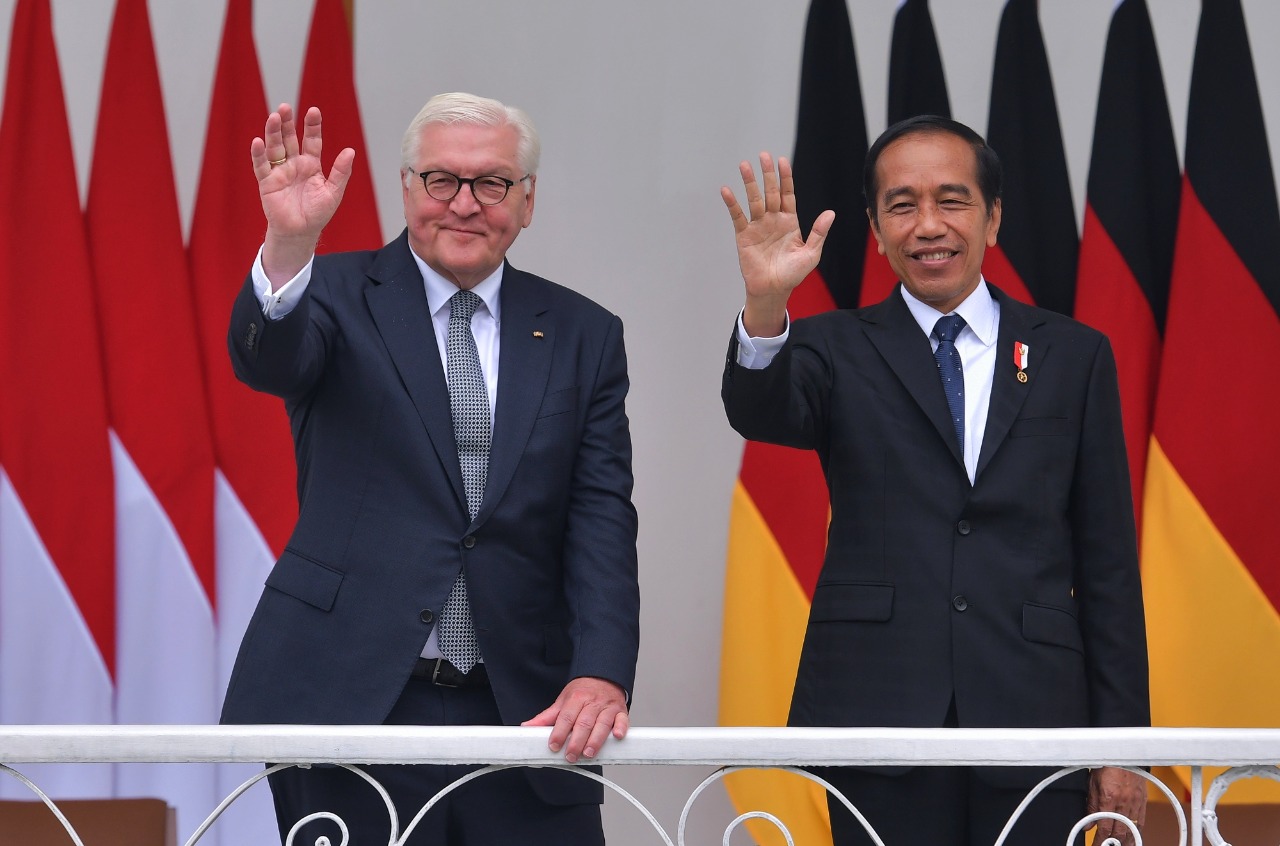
440,290,488,673
932,313,967,452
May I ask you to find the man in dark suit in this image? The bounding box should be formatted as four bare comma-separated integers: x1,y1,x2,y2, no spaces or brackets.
220,93,639,846
719,115,1149,846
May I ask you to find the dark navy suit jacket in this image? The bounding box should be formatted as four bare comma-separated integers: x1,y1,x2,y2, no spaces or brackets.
220,231,639,805
722,283,1149,787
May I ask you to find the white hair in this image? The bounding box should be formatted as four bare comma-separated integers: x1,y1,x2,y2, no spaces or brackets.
400,92,541,188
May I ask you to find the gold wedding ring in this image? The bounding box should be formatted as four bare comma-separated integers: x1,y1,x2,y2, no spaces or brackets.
268,156,287,166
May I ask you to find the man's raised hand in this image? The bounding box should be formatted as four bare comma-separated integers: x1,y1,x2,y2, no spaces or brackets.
251,104,355,282
721,152,834,336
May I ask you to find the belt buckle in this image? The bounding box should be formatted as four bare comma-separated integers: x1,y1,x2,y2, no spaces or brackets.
430,658,459,688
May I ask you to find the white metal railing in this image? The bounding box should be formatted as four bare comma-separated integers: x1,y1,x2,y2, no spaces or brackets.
1,726,1277,845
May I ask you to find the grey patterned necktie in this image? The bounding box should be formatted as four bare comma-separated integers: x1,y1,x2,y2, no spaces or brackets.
440,289,488,672
932,313,967,452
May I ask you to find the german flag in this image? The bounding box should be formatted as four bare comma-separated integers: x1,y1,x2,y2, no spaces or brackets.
1073,0,1179,534
719,0,864,841
860,0,950,308
1142,0,1280,803
983,0,1076,313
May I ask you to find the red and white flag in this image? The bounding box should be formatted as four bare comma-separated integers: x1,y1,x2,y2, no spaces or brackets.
0,0,115,799
187,0,287,838
86,0,219,833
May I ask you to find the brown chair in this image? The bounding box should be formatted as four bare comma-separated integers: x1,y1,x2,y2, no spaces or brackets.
0,797,175,846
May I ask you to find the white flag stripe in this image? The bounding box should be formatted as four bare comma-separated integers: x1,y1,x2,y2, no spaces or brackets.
213,470,278,842
0,468,114,799
110,433,219,838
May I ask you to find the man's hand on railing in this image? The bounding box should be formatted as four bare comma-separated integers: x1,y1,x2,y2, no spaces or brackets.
520,676,629,764
1087,765,1146,845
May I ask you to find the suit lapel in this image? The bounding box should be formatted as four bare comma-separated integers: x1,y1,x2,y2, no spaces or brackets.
862,289,966,468
364,231,468,513
481,264,554,524
976,286,1048,478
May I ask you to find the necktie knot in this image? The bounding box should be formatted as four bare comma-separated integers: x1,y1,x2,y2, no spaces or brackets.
450,289,481,323
932,313,966,343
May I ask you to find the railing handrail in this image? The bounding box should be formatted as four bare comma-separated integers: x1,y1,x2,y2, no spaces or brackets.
1,725,1276,767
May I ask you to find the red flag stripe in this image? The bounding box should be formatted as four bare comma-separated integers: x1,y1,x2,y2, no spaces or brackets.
0,0,115,673
1076,206,1161,518
979,244,1036,307
297,0,382,254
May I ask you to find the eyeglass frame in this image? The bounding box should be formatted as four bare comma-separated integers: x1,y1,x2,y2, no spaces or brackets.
412,169,533,205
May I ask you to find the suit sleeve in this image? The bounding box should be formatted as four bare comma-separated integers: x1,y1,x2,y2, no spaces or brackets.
563,314,641,694
1070,335,1151,727
228,269,338,402
721,318,831,450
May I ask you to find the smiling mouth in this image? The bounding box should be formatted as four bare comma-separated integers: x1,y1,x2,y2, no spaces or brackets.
911,250,958,261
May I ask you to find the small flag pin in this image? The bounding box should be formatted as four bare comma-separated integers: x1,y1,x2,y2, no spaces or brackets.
1014,341,1029,382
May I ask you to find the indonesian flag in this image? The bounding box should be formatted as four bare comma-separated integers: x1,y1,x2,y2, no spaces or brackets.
1142,0,1280,804
298,0,382,253
85,0,219,834
0,0,115,799
720,0,866,842
983,0,1076,313
1073,0,1179,536
186,0,286,837
860,0,951,308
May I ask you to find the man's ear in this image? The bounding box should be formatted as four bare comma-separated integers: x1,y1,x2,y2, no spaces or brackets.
521,175,537,229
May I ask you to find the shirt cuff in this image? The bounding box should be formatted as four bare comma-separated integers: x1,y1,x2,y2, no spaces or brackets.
251,245,314,320
735,309,790,369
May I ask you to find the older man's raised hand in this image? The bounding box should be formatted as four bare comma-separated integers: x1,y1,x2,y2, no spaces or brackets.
251,104,355,285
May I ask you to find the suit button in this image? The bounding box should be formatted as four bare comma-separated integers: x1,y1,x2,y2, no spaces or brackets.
957,520,971,536
462,535,476,549
420,609,434,624
952,595,968,612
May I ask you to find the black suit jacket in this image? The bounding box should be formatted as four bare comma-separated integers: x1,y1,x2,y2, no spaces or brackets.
722,283,1149,785
220,231,639,805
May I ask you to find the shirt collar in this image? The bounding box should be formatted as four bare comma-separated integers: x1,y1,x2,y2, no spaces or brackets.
899,278,998,347
415,254,504,324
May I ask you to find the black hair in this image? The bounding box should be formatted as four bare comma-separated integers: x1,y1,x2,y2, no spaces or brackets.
864,115,1002,224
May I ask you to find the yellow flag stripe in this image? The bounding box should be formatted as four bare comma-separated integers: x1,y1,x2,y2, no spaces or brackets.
1143,439,1280,802
721,481,832,845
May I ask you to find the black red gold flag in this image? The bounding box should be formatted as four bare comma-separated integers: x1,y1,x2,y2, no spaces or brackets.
983,0,1076,313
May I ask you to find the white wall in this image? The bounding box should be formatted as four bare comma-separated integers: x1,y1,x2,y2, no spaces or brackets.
1,0,1277,842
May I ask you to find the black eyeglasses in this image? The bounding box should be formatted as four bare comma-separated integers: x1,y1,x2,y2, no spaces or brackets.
415,170,532,205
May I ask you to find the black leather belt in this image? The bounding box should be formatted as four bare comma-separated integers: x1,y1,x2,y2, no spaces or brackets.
412,657,489,688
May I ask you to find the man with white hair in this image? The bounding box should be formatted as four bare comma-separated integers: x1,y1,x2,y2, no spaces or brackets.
220,92,639,845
